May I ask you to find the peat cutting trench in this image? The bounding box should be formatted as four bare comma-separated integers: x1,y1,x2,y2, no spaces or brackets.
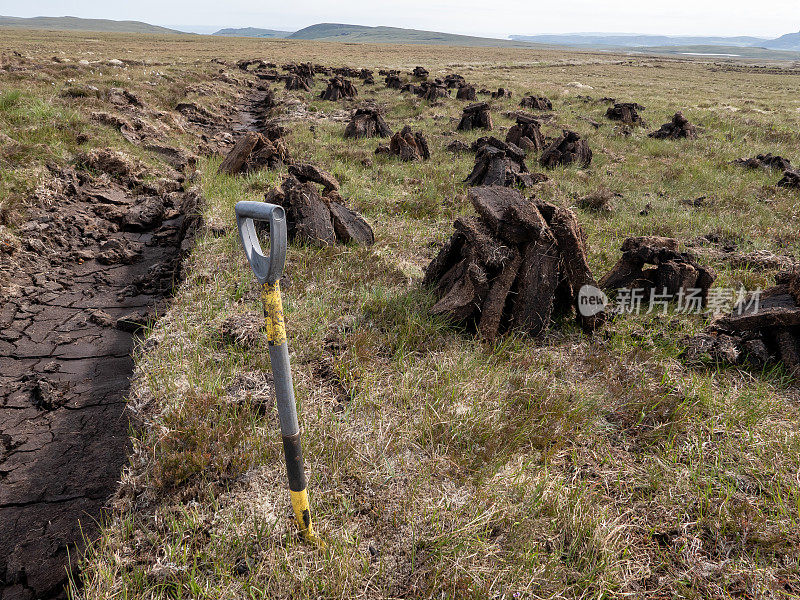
0,163,198,599
0,84,271,599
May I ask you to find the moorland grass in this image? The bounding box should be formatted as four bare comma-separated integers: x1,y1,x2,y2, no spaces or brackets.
0,29,798,598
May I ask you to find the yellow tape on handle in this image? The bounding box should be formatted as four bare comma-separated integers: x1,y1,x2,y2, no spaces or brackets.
261,281,287,346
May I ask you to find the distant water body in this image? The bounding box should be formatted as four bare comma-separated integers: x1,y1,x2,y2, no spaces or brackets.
681,52,741,57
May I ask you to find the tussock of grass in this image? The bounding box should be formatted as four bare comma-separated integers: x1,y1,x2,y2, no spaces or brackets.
0,89,86,226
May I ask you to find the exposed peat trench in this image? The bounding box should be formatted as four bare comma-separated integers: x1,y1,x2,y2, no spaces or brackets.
0,166,197,599
0,82,274,599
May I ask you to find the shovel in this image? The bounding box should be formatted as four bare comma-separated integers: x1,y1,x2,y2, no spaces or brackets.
235,200,322,547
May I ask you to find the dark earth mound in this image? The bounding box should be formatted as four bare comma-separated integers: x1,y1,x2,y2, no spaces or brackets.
648,111,697,139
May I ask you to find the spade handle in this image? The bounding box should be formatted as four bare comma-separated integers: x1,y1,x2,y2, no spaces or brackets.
235,201,287,285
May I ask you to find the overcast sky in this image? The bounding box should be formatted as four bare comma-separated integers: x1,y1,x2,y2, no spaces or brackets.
1,0,798,38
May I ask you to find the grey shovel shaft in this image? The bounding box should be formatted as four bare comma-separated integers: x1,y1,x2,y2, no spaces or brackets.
269,342,299,436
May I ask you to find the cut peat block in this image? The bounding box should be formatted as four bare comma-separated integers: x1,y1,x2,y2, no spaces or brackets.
648,111,697,139
505,111,545,152
734,153,791,171
424,186,606,341
344,106,392,139
456,85,477,100
320,77,358,101
465,137,548,188
457,102,492,131
520,95,552,110
606,102,645,125
344,106,392,138
599,236,716,303
683,269,800,378
778,169,800,189
540,130,592,168
376,126,430,161
263,164,374,247
218,130,290,175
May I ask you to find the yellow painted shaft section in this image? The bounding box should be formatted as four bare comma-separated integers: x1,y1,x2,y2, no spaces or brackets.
290,489,324,547
260,281,287,346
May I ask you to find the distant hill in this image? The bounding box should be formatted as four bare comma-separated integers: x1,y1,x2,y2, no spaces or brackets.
510,33,769,48
286,23,539,47
764,31,800,51
0,15,184,34
213,27,291,38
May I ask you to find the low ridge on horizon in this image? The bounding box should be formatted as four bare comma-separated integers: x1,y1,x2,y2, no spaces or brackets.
0,14,184,34
2,14,799,54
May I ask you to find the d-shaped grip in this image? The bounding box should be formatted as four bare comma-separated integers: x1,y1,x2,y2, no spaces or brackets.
235,201,287,284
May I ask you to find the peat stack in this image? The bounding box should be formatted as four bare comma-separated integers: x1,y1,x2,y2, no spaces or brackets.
606,102,644,125
683,269,800,378
465,137,548,188
284,74,312,92
377,126,430,161
264,164,374,246
359,69,375,84
333,66,359,77
283,62,315,89
491,88,512,99
540,130,592,168
735,153,791,171
218,130,290,175
419,81,450,101
778,170,800,189
320,77,358,101
344,106,392,139
599,237,716,302
424,186,606,340
505,112,545,152
456,85,477,100
649,112,697,139
520,95,552,110
457,102,493,131
237,59,266,71
444,74,466,88
400,83,420,95
412,66,429,79
385,73,403,89
446,139,470,153
284,62,315,77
